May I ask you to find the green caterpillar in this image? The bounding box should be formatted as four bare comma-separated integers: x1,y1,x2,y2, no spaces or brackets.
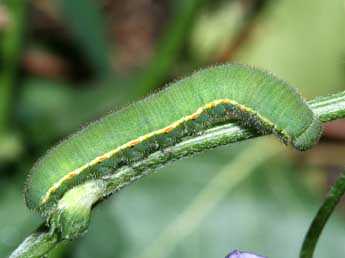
25,64,322,239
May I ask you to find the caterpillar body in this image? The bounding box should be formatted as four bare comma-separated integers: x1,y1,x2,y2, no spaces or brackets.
25,64,322,238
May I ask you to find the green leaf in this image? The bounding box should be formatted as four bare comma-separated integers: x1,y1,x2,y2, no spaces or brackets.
57,0,111,78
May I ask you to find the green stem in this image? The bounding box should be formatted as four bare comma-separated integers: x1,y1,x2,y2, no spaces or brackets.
299,170,345,258
308,91,345,122
9,225,58,258
9,90,345,258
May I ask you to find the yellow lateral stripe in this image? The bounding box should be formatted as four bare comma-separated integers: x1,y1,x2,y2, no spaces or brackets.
40,99,287,205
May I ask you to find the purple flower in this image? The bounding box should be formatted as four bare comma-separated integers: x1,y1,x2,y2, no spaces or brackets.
225,250,267,258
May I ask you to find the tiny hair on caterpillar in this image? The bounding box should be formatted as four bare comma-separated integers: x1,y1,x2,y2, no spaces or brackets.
24,64,322,239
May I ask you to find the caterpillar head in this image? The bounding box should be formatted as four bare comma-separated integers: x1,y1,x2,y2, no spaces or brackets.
292,114,322,151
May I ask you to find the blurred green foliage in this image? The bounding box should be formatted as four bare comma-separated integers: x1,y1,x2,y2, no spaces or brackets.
57,0,112,78
1,0,345,257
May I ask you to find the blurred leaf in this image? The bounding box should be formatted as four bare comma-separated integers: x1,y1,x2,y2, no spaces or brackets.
0,0,25,162
57,0,111,78
0,179,41,257
0,132,22,162
190,0,245,63
237,0,345,97
18,78,129,145
134,0,208,96
137,139,281,258
71,201,127,258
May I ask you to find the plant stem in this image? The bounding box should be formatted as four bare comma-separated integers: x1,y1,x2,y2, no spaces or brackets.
9,90,345,258
299,170,345,258
308,91,345,122
8,225,58,258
